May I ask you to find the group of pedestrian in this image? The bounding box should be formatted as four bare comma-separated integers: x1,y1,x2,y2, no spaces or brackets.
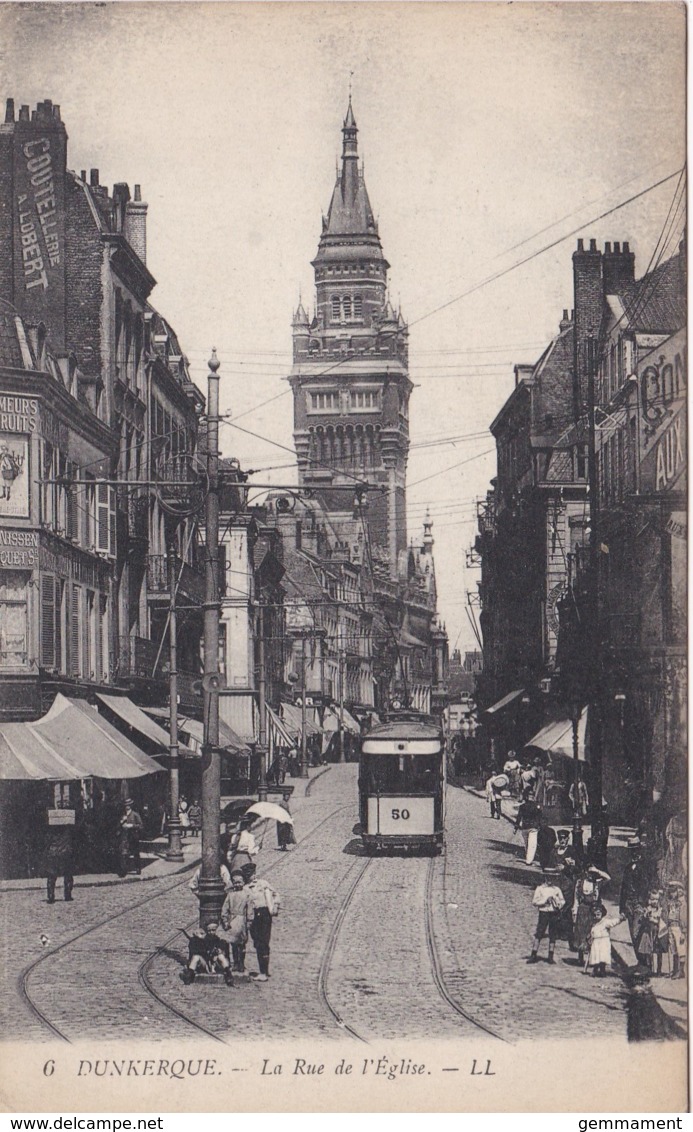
186,814,281,986
177,797,201,838
619,837,687,980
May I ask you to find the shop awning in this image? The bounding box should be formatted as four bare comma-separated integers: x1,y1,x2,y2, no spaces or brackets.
485,688,524,715
524,708,588,761
178,716,250,756
323,707,361,735
0,694,165,781
266,706,295,749
280,702,321,738
96,693,188,753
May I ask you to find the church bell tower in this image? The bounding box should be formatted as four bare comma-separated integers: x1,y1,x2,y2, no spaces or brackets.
289,100,411,578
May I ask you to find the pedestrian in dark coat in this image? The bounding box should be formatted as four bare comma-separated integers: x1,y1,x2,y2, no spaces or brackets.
513,790,542,864
536,819,558,871
245,864,280,981
619,839,651,965
44,805,75,903
118,798,143,877
276,797,296,851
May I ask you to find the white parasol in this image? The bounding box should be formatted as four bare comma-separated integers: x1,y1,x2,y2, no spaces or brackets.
245,802,294,825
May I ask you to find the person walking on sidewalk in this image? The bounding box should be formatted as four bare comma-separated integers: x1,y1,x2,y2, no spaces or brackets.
485,773,508,819
44,802,76,904
221,870,253,973
118,798,143,877
527,868,565,964
536,817,558,871
503,752,522,798
619,838,651,966
513,789,542,864
245,864,280,982
585,905,626,977
276,796,296,851
663,880,687,980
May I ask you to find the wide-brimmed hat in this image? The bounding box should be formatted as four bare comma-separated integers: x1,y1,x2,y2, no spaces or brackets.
587,866,610,881
124,798,134,806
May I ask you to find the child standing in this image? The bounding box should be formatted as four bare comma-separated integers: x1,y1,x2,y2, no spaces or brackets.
527,868,565,964
663,881,687,980
585,905,626,977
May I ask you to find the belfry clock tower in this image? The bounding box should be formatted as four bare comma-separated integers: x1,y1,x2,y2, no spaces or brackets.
289,101,411,578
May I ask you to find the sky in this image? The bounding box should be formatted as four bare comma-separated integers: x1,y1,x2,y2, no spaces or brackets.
1,1,685,655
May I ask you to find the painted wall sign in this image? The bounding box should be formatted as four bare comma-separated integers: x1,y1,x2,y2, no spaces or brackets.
0,396,38,433
0,435,29,518
16,138,62,292
0,529,38,569
640,405,686,494
639,331,687,441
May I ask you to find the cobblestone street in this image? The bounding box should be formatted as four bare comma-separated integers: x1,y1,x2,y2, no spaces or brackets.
2,770,633,1045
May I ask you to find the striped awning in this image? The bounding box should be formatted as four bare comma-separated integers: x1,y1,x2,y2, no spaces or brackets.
96,693,186,752
485,688,525,715
0,695,165,781
266,706,295,750
280,702,321,738
525,708,588,761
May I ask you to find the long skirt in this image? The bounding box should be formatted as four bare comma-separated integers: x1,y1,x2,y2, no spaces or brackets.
277,821,296,849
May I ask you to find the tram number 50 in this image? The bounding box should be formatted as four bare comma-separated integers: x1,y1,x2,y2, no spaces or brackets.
391,808,410,820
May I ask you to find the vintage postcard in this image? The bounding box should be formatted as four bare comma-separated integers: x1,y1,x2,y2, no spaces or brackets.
0,1,687,1114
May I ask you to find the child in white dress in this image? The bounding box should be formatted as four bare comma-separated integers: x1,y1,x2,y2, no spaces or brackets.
585,905,626,977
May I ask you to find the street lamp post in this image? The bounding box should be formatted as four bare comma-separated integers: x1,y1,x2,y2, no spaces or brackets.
338,645,345,764
197,349,225,929
165,542,183,861
257,597,268,802
569,698,584,863
299,634,309,778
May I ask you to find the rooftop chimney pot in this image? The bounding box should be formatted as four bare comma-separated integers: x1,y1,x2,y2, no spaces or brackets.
19,105,29,122
80,170,87,182
614,241,621,254
5,98,14,123
577,238,584,252
604,242,611,254
623,241,630,253
53,104,61,120
134,184,142,202
589,238,598,252
90,168,99,187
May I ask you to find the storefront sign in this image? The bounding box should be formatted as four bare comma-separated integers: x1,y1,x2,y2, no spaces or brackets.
0,396,38,433
16,138,62,292
0,529,38,569
640,405,686,493
0,435,29,518
39,537,110,587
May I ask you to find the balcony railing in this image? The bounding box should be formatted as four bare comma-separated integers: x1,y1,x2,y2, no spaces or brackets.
147,554,205,606
113,635,160,681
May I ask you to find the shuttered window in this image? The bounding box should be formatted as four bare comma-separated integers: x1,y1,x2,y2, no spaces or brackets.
41,574,57,669
70,583,81,677
95,482,117,557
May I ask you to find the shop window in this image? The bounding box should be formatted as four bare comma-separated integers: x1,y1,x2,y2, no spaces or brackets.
0,572,29,668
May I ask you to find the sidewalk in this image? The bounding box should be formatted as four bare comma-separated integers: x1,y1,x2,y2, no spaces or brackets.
1,767,330,894
460,782,688,1037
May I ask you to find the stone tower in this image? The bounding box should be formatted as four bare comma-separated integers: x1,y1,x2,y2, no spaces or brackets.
289,100,411,578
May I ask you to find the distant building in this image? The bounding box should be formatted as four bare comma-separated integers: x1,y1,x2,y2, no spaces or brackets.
288,102,447,714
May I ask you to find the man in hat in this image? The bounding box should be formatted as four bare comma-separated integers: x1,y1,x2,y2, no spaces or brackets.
663,880,687,980
485,772,507,819
245,864,280,981
118,798,143,877
527,868,565,964
44,799,76,904
513,788,542,864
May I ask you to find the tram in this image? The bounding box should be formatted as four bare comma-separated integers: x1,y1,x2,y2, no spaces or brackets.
358,712,445,854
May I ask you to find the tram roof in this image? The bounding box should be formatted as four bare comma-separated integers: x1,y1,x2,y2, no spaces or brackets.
366,720,441,742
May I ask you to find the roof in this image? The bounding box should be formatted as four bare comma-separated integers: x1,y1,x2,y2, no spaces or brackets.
619,251,686,334
0,695,165,781
324,173,377,237
0,308,24,368
367,720,440,741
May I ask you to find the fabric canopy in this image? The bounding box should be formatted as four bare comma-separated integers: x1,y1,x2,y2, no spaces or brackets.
280,702,321,738
0,694,166,781
266,706,295,750
525,708,588,761
141,707,249,755
96,693,188,753
485,688,524,715
323,706,360,735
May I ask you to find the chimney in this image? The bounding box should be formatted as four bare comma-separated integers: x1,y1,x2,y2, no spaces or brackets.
80,170,87,182
111,182,131,234
603,238,635,295
4,98,14,123
573,237,603,414
559,308,571,331
18,105,29,122
90,168,99,186
124,183,148,263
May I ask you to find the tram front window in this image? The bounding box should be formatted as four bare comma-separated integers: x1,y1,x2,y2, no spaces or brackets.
366,753,439,794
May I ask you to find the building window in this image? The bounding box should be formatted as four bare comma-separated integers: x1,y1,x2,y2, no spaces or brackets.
0,572,29,668
350,389,380,411
353,294,363,317
331,296,340,320
308,390,340,413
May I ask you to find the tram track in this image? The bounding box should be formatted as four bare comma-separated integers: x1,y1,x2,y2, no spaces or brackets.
316,851,506,1044
19,801,353,1044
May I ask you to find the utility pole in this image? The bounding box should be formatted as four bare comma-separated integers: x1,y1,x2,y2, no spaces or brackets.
299,634,308,777
586,336,604,836
257,597,268,801
166,542,183,861
198,349,225,928
338,644,345,763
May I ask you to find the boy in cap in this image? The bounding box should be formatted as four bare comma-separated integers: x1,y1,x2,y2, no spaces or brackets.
182,922,234,986
527,868,565,964
221,870,252,973
245,864,281,982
